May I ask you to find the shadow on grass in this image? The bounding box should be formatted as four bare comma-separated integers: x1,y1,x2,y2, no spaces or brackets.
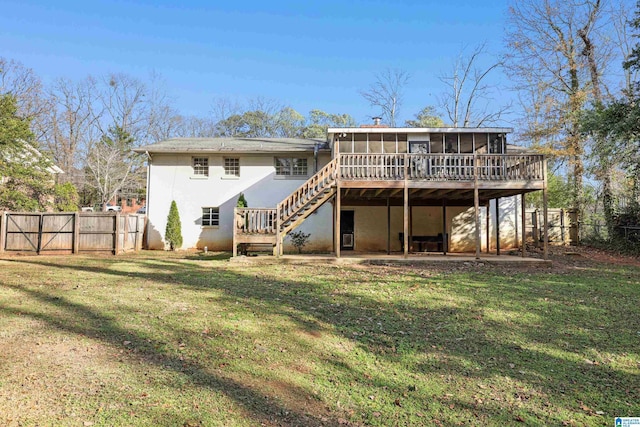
184,251,232,261
3,254,640,425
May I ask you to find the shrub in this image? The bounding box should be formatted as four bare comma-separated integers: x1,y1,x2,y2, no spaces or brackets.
237,192,247,208
288,231,311,254
165,200,183,250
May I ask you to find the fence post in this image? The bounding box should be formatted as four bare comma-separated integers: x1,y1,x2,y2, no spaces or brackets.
0,211,5,253
36,214,44,254
532,209,539,248
114,212,121,255
123,214,129,252
73,212,80,254
560,208,565,245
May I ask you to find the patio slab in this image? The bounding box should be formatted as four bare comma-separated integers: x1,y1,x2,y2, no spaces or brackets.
230,252,552,266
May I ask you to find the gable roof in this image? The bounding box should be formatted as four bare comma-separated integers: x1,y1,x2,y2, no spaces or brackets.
1,140,64,175
134,137,329,154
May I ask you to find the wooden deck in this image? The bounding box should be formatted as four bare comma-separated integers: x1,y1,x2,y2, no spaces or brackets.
234,152,548,259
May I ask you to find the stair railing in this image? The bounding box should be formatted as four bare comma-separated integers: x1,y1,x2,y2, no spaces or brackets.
276,158,338,227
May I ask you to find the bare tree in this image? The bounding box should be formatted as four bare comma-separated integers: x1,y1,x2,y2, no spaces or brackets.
42,77,101,182
85,126,140,210
505,0,605,217
144,71,180,144
0,57,51,140
99,73,148,143
360,68,410,127
437,43,509,127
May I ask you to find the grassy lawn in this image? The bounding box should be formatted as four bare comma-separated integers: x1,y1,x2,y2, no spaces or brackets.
0,251,638,426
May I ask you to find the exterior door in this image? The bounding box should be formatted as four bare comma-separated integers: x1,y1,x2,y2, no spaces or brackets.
340,210,355,250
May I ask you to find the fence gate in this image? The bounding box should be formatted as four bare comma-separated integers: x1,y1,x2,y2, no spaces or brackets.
1,212,145,255
2,213,75,253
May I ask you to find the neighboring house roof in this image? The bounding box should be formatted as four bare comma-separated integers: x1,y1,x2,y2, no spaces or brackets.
1,140,64,175
134,137,329,154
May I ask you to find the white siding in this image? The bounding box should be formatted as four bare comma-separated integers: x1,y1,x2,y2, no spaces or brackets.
146,152,333,251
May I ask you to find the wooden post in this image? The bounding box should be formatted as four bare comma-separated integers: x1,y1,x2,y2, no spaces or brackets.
403,153,409,258
234,208,239,257
532,209,539,247
515,194,519,250
334,139,341,258
495,197,500,256
442,199,447,255
474,152,481,259
36,214,43,255
521,193,526,258
486,203,490,253
408,193,413,251
73,212,80,254
386,197,391,255
560,208,565,244
0,211,6,253
403,186,409,258
114,212,121,255
275,206,280,258
123,213,129,252
474,189,481,259
335,186,341,258
543,158,549,260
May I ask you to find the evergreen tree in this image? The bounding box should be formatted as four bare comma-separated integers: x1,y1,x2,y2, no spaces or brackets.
237,192,247,208
0,94,58,211
165,200,182,250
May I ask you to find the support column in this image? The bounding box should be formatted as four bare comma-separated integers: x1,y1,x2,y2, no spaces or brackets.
474,151,481,259
442,199,447,255
521,193,526,258
335,186,341,258
403,186,409,258
543,188,549,261
403,153,409,258
543,158,549,260
474,188,481,259
495,197,500,256
386,197,391,255
485,203,490,253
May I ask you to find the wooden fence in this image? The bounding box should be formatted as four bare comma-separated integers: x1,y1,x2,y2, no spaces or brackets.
0,212,145,255
525,208,578,246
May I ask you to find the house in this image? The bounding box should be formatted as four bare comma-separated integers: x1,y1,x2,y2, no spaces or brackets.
0,140,64,212
135,125,548,258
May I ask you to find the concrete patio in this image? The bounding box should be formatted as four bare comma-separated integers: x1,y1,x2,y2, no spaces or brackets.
229,251,552,266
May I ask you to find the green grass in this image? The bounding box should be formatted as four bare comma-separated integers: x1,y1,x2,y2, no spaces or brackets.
0,252,638,426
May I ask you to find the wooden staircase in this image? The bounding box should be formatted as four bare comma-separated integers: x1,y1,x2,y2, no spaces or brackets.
234,158,338,256
277,158,337,236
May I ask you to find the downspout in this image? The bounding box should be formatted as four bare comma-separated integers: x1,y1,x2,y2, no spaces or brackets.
314,143,319,173
144,151,152,249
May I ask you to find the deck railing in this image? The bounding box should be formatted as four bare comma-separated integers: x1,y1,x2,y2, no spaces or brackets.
339,154,544,181
235,208,277,235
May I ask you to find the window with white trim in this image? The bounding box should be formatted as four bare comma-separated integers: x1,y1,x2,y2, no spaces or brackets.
202,207,219,226
224,157,240,177
192,157,209,176
274,157,308,176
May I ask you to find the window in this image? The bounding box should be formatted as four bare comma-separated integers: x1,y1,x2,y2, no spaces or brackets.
193,157,209,176
275,157,308,176
224,157,240,177
202,207,219,227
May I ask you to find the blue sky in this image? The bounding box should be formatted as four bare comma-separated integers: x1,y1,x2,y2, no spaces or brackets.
1,0,513,125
